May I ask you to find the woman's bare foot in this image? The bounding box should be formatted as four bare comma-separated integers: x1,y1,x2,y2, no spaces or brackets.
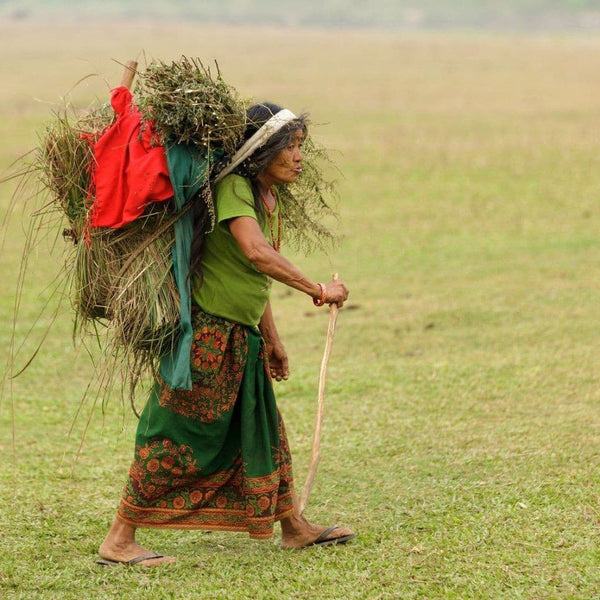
280,512,355,549
98,516,175,566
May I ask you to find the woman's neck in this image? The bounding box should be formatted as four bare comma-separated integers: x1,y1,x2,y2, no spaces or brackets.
256,175,276,210
256,173,275,195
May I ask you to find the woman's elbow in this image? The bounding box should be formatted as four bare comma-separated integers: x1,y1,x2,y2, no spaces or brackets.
245,244,271,272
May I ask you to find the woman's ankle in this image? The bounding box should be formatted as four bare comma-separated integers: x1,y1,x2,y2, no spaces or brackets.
103,516,137,546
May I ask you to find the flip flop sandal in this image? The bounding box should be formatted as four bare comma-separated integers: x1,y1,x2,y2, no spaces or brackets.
310,526,356,547
96,553,165,566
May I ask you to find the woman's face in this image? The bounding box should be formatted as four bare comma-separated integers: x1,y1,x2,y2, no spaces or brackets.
262,129,304,186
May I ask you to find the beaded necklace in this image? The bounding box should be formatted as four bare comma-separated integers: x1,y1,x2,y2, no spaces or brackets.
260,187,282,253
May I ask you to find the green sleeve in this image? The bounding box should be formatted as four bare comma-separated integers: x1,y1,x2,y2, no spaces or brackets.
215,175,259,224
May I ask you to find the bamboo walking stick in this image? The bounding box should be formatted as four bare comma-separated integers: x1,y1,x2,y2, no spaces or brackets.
299,273,340,514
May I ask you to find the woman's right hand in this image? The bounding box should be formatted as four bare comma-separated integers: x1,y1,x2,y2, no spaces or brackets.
324,279,349,308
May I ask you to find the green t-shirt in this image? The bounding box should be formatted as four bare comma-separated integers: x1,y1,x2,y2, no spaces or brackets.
192,174,280,326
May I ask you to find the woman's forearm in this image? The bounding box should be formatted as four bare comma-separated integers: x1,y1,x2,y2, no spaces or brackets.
249,243,321,299
258,300,280,343
228,216,321,298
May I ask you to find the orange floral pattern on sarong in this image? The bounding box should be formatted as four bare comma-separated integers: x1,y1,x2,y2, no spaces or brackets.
127,438,201,502
119,413,294,538
158,311,248,422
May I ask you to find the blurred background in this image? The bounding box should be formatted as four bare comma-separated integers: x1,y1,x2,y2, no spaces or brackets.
2,0,600,31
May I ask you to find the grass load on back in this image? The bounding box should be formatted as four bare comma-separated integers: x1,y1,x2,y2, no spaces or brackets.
28,57,337,405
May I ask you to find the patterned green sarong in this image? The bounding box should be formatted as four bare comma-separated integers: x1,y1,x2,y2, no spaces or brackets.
118,309,295,539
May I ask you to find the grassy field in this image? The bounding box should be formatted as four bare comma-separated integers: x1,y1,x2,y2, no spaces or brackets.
2,22,600,600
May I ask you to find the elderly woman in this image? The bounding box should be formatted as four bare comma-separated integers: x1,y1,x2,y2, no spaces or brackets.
98,102,355,566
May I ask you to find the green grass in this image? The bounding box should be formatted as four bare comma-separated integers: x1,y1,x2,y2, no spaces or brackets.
2,23,600,599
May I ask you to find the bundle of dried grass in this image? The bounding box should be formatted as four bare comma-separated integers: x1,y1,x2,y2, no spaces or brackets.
35,101,183,400
25,58,246,402
136,57,247,154
39,102,180,351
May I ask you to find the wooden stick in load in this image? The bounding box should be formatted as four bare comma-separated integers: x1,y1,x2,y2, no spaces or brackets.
120,60,138,90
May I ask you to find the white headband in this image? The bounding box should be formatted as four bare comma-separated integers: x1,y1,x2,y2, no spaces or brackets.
214,108,297,183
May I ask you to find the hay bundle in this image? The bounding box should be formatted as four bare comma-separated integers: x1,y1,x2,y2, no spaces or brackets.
31,57,249,399
136,57,246,153
39,105,181,361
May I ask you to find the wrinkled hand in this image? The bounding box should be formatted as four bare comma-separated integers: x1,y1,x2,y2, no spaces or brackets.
324,278,349,308
266,340,289,382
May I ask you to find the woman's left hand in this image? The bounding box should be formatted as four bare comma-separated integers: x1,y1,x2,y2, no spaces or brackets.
266,340,290,381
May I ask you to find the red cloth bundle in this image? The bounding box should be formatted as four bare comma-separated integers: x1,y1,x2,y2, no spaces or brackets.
88,86,173,228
